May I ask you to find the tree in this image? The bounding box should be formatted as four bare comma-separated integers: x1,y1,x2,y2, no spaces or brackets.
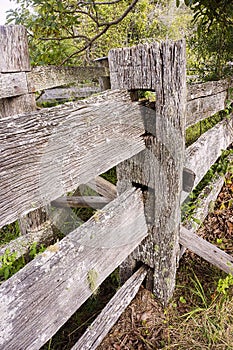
178,0,233,79
180,0,233,27
7,0,171,65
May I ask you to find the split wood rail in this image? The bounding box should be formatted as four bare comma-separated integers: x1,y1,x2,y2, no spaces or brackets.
0,25,233,350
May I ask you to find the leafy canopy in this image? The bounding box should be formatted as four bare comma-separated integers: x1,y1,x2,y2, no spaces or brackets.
7,0,170,65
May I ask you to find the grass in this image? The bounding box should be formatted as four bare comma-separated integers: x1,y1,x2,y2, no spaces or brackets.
164,257,233,350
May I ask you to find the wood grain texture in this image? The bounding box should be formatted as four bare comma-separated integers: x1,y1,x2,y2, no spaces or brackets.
27,66,107,92
0,188,148,350
0,89,146,228
0,94,36,117
37,85,101,103
186,91,227,127
0,25,30,72
180,226,233,274
72,266,148,350
186,77,233,127
184,115,233,193
51,196,111,209
187,78,232,101
109,43,158,90
87,176,117,200
0,72,28,98
111,40,186,304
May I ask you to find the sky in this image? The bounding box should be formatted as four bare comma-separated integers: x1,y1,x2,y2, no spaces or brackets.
0,0,18,25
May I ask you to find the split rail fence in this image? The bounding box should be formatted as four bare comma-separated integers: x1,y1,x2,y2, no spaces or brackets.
0,25,233,350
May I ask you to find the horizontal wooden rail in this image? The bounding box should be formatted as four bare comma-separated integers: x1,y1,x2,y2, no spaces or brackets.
187,78,232,101
72,266,148,350
0,89,150,228
87,176,117,200
186,78,233,127
182,115,233,202
186,91,227,127
180,174,225,258
37,85,101,103
0,188,148,350
26,66,108,93
180,226,233,275
52,196,111,209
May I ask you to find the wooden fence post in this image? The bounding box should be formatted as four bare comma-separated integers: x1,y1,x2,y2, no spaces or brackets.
0,25,52,236
108,41,186,304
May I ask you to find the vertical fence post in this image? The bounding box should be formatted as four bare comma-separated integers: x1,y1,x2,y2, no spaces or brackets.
108,41,186,304
0,25,53,236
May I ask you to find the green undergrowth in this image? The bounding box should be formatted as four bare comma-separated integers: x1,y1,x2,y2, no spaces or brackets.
0,242,46,283
185,113,223,147
165,255,233,349
0,221,21,247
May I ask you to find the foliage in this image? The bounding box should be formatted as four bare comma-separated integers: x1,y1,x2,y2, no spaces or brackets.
176,0,233,80
0,242,45,283
178,1,233,27
7,0,169,65
7,0,195,66
217,274,233,295
0,221,21,247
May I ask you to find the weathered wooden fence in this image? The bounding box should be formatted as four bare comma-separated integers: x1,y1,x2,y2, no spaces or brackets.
0,25,233,350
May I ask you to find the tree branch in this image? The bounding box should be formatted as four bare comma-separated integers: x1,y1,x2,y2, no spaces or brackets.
59,0,139,65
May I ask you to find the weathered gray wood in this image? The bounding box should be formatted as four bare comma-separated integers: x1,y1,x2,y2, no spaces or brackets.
37,85,101,103
88,170,196,200
0,72,28,98
186,77,233,127
0,94,37,117
180,153,233,257
72,266,148,350
0,188,148,350
183,167,196,192
187,78,232,101
180,174,225,258
51,196,111,209
110,40,186,304
109,44,157,90
0,25,30,72
180,226,233,274
87,176,117,200
0,89,146,228
0,226,54,268
184,115,233,194
27,66,107,92
184,176,225,232
186,91,227,127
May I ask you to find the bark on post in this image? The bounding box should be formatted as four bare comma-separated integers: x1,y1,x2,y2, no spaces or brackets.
109,41,186,304
0,25,52,236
